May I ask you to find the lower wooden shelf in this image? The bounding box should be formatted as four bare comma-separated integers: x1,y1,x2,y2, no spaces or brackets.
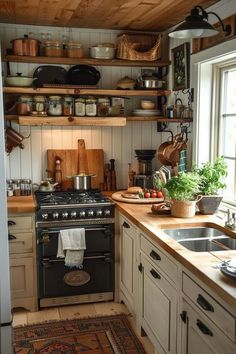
5,115,193,126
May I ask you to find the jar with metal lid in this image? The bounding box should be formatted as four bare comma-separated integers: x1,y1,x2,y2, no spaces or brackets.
66,41,83,58
85,97,97,116
97,97,110,116
17,95,33,115
13,179,21,196
6,179,14,197
75,98,85,116
33,95,47,113
44,40,63,57
48,96,62,116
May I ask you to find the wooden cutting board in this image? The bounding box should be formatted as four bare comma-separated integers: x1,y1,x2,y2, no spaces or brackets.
111,191,164,204
47,149,104,189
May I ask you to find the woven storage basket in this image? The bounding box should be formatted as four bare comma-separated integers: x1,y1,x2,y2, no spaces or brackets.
116,33,161,61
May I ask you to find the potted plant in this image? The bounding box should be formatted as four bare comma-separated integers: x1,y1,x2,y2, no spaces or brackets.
192,157,228,214
153,171,201,218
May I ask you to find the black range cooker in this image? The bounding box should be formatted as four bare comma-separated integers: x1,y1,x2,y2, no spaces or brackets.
35,190,115,308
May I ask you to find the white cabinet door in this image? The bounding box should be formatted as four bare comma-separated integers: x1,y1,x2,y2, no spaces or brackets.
119,215,137,313
180,299,236,354
141,254,177,354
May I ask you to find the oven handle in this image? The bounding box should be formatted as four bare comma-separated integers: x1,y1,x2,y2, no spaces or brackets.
43,254,112,262
41,227,110,234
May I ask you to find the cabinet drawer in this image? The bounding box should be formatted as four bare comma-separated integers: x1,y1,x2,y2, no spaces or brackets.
182,272,235,342
141,234,178,284
9,232,34,254
8,215,34,231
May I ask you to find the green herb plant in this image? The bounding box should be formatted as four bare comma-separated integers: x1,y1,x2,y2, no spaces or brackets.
192,157,227,195
163,172,201,201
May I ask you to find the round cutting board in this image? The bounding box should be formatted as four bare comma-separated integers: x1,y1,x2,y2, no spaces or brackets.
111,191,164,204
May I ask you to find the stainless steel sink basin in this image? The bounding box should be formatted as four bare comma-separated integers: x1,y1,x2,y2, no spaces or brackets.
163,227,226,241
178,236,236,252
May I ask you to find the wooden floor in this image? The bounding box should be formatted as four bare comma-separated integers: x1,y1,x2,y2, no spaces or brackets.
12,301,155,354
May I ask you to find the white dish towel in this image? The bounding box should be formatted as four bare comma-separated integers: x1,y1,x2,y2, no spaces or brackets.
57,228,86,268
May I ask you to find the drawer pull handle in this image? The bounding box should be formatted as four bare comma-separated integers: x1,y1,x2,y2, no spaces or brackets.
8,234,16,240
196,319,213,336
8,220,16,226
150,250,161,261
123,221,130,228
150,268,161,279
197,294,214,312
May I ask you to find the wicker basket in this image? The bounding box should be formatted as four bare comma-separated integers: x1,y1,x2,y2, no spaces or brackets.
116,33,161,61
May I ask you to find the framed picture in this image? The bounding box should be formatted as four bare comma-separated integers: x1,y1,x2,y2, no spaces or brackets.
171,42,190,91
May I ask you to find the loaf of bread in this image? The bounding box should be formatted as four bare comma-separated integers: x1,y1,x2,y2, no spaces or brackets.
125,186,143,194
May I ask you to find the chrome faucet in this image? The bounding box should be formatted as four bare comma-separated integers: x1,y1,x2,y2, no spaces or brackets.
225,209,236,230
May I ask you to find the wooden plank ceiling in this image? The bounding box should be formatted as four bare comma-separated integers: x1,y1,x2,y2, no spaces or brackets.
0,0,220,31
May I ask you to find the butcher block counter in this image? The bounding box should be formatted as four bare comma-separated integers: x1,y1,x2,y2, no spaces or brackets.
7,195,36,214
114,200,236,311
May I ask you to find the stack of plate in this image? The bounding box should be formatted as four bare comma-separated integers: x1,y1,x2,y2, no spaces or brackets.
133,109,161,116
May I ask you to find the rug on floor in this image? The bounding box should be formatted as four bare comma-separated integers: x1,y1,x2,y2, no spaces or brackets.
13,314,147,353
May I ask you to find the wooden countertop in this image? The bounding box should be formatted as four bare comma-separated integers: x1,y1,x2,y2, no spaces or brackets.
114,200,236,312
7,195,36,214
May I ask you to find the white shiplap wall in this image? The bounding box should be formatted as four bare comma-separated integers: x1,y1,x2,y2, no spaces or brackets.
1,23,190,189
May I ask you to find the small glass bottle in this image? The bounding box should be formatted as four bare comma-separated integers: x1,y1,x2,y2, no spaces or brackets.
13,179,21,196
85,97,97,116
7,179,14,197
75,98,85,116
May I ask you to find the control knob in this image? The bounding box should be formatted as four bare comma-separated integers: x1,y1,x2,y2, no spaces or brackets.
96,210,103,217
52,212,59,219
41,213,48,220
62,211,68,219
79,210,86,218
70,211,77,218
88,210,94,217
104,209,111,216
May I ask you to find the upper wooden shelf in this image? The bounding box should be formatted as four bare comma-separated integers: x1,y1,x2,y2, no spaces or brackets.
3,55,171,68
3,87,171,97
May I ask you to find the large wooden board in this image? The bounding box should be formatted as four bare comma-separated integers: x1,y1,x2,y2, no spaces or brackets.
47,149,104,189
112,191,164,204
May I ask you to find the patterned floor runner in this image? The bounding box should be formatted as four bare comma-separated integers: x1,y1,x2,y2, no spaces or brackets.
13,314,147,353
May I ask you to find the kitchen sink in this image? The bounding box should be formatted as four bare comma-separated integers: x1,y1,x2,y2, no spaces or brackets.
163,227,226,241
178,236,236,252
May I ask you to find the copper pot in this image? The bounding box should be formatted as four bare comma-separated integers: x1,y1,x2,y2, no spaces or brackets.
11,35,40,56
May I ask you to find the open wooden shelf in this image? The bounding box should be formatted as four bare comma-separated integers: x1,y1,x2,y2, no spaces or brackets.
3,55,171,68
5,115,193,126
3,86,171,97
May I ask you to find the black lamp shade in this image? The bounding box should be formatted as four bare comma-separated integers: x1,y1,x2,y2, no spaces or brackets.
169,18,219,39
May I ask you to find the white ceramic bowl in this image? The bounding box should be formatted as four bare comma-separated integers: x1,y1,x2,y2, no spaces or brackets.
90,46,115,59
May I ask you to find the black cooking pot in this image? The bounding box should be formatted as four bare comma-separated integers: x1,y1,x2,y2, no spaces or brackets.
67,65,101,85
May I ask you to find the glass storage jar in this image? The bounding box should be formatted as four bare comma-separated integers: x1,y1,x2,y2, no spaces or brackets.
17,95,33,115
63,95,74,115
44,40,63,57
33,95,47,113
75,98,85,116
85,97,97,116
48,96,62,116
66,42,83,58
97,97,110,116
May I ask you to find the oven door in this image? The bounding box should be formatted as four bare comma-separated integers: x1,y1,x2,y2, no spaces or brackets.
37,224,114,258
39,254,114,298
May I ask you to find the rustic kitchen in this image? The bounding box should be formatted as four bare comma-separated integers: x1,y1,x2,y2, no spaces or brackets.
0,0,236,353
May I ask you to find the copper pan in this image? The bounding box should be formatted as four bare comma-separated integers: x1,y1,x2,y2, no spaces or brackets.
157,140,172,165
169,141,187,166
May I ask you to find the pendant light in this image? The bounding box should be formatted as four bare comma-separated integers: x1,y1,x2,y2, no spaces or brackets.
168,5,231,39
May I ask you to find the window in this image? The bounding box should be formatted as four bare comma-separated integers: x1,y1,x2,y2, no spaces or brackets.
215,63,236,205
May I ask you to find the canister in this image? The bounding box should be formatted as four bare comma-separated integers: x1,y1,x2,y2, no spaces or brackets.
66,42,84,58
97,97,110,116
44,41,63,57
17,95,33,115
75,98,85,116
33,95,47,113
63,95,74,115
85,97,97,116
48,96,62,116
